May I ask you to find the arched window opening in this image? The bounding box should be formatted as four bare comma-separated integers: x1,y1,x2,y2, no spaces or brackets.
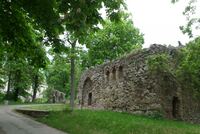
118,66,123,79
112,68,116,80
106,71,110,82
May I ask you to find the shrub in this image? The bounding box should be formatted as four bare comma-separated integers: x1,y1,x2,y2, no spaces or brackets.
0,92,5,103
147,54,170,73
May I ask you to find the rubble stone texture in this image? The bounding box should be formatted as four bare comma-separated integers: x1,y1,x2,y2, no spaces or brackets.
49,90,66,103
78,44,200,123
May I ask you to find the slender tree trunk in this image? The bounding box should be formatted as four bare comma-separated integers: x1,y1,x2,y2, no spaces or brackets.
32,74,38,102
14,87,19,102
70,41,76,111
14,70,20,101
5,71,11,100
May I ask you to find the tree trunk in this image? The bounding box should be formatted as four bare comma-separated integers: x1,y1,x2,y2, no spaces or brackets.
14,87,19,102
70,41,76,111
32,74,39,102
14,70,20,101
5,71,11,100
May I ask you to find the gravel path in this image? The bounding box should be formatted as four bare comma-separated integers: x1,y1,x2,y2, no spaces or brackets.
0,105,67,134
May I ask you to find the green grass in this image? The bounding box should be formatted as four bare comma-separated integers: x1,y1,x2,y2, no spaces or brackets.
20,104,67,111
37,108,200,134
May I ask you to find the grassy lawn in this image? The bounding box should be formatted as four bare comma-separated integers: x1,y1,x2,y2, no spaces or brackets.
35,106,200,134
20,104,68,111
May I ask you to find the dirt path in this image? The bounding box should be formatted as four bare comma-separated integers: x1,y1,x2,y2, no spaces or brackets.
0,105,67,134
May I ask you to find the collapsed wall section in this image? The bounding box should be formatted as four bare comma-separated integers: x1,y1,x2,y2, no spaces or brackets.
77,44,200,123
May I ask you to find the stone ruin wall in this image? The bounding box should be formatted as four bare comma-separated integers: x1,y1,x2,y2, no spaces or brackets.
78,44,200,123
48,90,66,103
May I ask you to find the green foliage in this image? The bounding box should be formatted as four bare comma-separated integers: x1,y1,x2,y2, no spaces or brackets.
78,49,91,70
147,37,200,97
86,14,144,66
176,37,200,92
0,68,6,89
0,0,125,53
59,0,125,42
31,69,45,88
147,54,171,73
172,0,199,38
39,109,200,134
45,46,86,99
0,1,41,60
0,0,127,104
11,61,32,100
1,56,47,101
45,53,70,98
0,92,5,103
180,0,199,38
28,98,48,104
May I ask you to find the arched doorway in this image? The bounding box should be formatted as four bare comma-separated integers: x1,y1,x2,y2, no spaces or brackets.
82,78,92,106
172,96,180,118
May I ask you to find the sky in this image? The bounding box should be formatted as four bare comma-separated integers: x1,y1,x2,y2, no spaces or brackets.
125,0,199,48
61,0,200,49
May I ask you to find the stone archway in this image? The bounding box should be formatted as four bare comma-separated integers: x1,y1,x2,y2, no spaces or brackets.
82,77,92,106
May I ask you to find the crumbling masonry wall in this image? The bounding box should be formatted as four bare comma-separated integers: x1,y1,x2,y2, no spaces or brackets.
78,44,200,123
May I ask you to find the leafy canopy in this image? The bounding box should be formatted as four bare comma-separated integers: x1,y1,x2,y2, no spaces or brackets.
85,13,144,66
0,0,125,51
177,37,200,92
